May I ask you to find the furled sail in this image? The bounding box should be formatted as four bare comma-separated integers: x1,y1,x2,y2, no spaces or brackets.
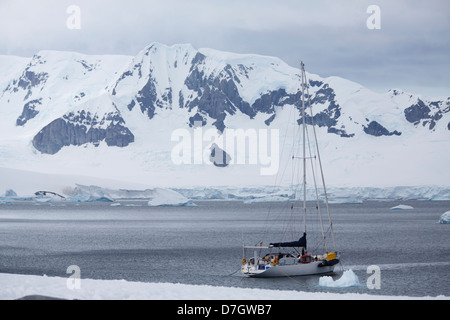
270,233,307,248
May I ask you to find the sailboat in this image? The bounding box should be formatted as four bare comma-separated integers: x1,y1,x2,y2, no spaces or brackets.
241,62,340,277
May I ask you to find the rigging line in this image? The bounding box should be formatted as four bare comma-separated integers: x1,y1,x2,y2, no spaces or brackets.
280,128,303,242
301,62,307,235
275,267,309,287
259,101,297,245
304,67,337,253
305,125,327,252
226,267,243,277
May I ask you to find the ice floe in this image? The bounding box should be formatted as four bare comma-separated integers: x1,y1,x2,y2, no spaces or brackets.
391,204,414,210
318,269,361,288
439,211,450,224
1,273,447,300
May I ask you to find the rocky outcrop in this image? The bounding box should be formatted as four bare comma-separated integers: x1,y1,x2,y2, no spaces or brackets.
32,105,134,154
404,98,450,130
363,121,401,137
16,99,42,126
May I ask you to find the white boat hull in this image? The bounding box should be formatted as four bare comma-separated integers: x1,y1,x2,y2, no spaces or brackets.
242,261,335,278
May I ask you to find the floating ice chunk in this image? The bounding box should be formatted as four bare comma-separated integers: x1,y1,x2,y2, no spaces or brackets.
318,269,360,288
439,211,450,224
243,194,291,203
0,189,16,204
148,188,196,207
391,204,414,210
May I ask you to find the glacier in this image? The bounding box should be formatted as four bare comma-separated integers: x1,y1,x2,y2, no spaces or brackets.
63,185,195,206
1,165,450,203
0,168,196,206
173,185,450,202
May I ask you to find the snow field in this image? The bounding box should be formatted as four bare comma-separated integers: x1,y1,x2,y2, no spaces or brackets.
1,273,447,300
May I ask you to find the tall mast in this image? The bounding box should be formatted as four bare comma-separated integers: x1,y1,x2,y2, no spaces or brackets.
302,62,338,254
301,62,307,235
304,74,337,253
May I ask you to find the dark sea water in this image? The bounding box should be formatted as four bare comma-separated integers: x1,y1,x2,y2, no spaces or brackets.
0,200,449,298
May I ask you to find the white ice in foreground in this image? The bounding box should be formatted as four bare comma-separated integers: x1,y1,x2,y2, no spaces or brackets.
318,269,360,288
0,273,447,300
439,211,450,224
391,204,414,210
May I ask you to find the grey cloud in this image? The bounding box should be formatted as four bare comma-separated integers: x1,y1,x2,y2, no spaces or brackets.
0,0,448,97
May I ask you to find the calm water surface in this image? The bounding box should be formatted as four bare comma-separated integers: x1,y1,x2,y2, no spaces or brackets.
0,200,449,297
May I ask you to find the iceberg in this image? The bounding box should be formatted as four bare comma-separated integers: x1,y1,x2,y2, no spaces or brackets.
2,189,17,197
0,189,18,204
147,188,196,207
318,269,360,288
439,211,450,224
391,204,414,210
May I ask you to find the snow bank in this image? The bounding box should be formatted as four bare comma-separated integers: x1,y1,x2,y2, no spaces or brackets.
391,204,414,210
318,269,361,288
1,273,446,300
439,211,450,224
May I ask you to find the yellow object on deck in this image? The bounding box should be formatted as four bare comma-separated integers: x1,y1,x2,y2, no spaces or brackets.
326,252,336,260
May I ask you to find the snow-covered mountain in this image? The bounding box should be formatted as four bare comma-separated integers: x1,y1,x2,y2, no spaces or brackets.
0,43,449,192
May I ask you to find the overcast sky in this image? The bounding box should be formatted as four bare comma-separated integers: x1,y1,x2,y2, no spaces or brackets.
1,0,449,98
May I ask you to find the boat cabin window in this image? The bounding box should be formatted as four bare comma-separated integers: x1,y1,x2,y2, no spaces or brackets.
300,255,312,263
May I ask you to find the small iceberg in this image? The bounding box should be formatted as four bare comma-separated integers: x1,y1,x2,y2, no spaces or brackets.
391,204,414,210
2,189,18,197
0,189,18,204
318,269,360,288
439,211,450,224
148,188,196,207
